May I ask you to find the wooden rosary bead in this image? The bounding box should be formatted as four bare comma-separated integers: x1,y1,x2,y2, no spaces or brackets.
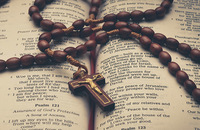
89,6,98,16
76,45,87,56
141,27,155,38
165,38,179,50
51,29,64,39
159,51,171,65
34,0,46,10
95,32,109,44
35,53,49,65
28,6,39,16
84,40,97,51
45,0,54,4
184,79,197,94
32,13,43,25
91,0,101,7
155,6,166,18
144,9,157,21
72,20,85,30
176,70,189,84
117,11,131,21
150,43,163,57
53,22,66,29
192,88,200,102
32,12,43,24
53,50,67,62
178,43,191,56
139,36,152,49
39,32,52,43
161,0,172,10
103,21,115,31
37,40,50,52
40,19,54,31
190,49,200,62
20,55,35,67
64,47,77,57
129,23,142,33
80,27,93,37
6,57,21,70
168,62,180,75
0,60,6,71
131,10,144,22
119,27,132,39
115,21,128,29
104,13,117,22
153,33,166,45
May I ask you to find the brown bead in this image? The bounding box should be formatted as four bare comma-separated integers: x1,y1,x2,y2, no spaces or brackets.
32,13,43,25
168,62,180,75
155,7,166,18
141,27,155,38
115,21,128,29
95,32,109,45
131,10,144,22
84,40,97,51
6,57,21,70
0,60,6,71
104,13,117,22
184,79,197,94
51,29,64,39
178,43,191,56
190,49,200,62
129,23,141,33
34,0,46,10
80,27,93,37
139,36,152,49
166,38,179,50
144,9,157,21
192,88,200,102
53,22,66,29
117,11,131,21
161,0,171,10
176,70,189,84
76,45,87,56
153,33,166,45
45,0,54,4
72,20,85,30
103,21,115,31
89,6,98,16
37,40,50,52
28,6,39,16
159,51,171,65
40,19,54,31
119,27,132,39
39,32,52,43
150,43,163,57
53,50,67,62
20,55,35,67
64,47,77,57
35,53,49,65
91,0,101,7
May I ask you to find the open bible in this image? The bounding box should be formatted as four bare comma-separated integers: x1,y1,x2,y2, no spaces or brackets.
0,0,200,129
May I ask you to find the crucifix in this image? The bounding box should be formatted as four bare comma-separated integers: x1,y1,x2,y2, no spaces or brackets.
68,71,115,111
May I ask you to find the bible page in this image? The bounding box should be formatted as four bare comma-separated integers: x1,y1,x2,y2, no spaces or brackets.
0,0,91,129
95,0,200,130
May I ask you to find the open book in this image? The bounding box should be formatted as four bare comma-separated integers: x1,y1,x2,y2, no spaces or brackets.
0,0,200,129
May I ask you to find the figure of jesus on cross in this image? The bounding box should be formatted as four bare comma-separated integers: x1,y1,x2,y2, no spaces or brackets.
68,71,115,111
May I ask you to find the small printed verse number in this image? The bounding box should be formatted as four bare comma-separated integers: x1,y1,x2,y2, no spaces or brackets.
52,104,59,107
138,126,146,129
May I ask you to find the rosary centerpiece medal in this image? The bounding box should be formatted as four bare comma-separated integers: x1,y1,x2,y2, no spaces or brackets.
67,56,115,111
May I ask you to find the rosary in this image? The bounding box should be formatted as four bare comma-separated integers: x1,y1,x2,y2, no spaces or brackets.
0,0,200,111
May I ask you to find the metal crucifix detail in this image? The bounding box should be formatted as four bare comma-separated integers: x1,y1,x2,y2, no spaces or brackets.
68,71,115,111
